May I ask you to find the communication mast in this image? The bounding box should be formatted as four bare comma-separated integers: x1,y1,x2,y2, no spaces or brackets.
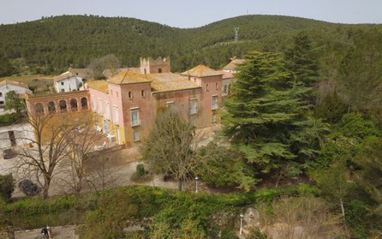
234,27,239,43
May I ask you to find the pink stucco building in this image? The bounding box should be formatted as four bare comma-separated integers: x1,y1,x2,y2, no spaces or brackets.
87,57,223,146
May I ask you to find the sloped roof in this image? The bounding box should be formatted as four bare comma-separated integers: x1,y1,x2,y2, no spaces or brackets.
150,73,200,93
181,65,223,78
103,67,141,78
87,80,109,93
218,70,235,79
53,71,75,82
107,70,152,85
0,79,29,89
222,58,246,71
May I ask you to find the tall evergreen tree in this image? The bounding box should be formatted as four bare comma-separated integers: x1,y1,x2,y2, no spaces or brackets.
285,32,319,88
223,51,327,183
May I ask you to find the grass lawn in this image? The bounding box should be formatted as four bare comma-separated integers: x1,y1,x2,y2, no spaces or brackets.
0,75,54,88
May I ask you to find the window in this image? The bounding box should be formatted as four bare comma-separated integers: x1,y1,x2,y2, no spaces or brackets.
92,98,97,111
59,100,67,113
81,97,88,110
34,103,44,116
190,99,198,115
212,96,218,110
166,101,175,109
206,84,209,92
116,91,119,98
228,84,231,94
212,111,217,123
113,106,119,125
128,91,133,99
106,102,110,119
60,89,65,93
134,131,140,142
98,99,102,114
131,109,140,127
70,99,78,111
216,83,219,90
224,85,228,93
48,101,56,114
61,82,64,86
0,92,2,97
141,90,146,98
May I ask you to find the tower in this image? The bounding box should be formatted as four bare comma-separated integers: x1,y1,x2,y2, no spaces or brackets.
234,27,239,43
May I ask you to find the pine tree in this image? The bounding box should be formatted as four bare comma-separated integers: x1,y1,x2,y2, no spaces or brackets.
223,51,327,183
285,32,319,88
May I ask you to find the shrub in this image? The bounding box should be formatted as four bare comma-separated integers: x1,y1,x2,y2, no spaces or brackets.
136,164,145,177
0,174,14,202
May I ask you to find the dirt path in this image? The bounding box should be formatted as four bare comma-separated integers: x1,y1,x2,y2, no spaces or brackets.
14,225,78,239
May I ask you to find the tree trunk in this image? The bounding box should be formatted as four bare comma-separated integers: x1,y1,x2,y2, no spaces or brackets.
178,180,183,191
340,198,350,238
42,175,51,199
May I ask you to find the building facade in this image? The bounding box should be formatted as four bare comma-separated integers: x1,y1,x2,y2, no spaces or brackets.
0,80,32,107
87,58,223,146
26,57,224,146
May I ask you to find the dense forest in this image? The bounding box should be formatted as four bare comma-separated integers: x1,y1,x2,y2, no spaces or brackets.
1,15,382,238
0,14,381,76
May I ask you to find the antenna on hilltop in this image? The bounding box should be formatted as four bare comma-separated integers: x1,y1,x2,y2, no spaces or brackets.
234,27,239,43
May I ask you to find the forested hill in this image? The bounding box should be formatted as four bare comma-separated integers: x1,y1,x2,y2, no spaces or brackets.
0,14,381,75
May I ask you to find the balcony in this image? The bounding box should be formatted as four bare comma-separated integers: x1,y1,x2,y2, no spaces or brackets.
131,119,141,127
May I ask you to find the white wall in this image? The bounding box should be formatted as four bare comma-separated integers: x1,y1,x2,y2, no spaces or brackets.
0,123,34,149
55,76,83,93
0,84,31,106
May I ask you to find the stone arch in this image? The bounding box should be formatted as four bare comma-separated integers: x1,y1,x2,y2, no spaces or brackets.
34,103,44,116
59,100,67,113
81,97,88,110
47,101,56,114
70,99,78,112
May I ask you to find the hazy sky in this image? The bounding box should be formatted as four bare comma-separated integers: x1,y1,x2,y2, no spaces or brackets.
1,0,381,28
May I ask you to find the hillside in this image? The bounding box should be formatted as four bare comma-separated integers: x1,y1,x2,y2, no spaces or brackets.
0,14,381,76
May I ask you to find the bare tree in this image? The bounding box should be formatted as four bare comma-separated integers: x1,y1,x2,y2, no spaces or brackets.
59,119,100,194
141,109,208,191
17,113,88,199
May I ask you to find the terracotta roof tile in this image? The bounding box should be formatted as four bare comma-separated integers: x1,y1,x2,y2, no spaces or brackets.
222,59,246,71
107,70,152,85
150,73,200,93
87,80,109,93
181,65,223,78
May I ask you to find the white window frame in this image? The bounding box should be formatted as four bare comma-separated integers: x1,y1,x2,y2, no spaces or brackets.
166,101,175,109
98,99,103,114
113,106,119,125
134,131,140,142
212,95,218,110
92,98,97,111
131,108,140,127
190,99,198,115
105,102,110,120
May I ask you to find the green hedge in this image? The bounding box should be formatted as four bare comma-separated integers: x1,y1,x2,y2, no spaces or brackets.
4,184,321,230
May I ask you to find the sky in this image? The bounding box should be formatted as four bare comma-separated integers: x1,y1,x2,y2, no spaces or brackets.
0,0,381,28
